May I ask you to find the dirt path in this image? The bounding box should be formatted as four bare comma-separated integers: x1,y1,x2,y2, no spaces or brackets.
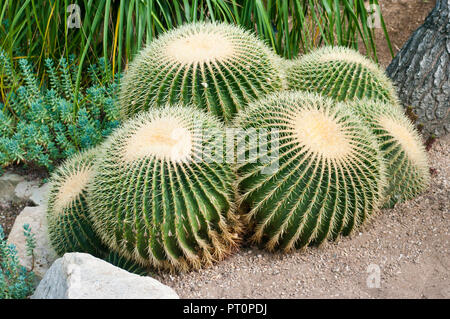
157,135,449,299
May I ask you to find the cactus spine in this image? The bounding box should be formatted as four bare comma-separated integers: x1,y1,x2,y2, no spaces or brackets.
104,251,149,276
285,46,399,104
119,22,282,123
350,99,430,207
236,92,386,252
46,148,107,256
87,105,242,272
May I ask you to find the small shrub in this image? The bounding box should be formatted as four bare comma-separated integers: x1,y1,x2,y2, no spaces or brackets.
0,224,36,299
0,50,121,173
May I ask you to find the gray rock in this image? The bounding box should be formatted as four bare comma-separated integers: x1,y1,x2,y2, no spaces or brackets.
30,183,50,206
0,171,44,204
32,253,179,299
14,180,41,201
0,172,26,203
7,206,58,278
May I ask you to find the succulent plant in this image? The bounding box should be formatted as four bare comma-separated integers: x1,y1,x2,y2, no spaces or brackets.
349,99,430,207
46,148,107,257
119,22,282,123
87,105,242,272
285,46,399,104
235,91,386,252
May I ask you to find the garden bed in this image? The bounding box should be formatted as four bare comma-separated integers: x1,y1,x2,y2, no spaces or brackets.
1,0,446,299
156,134,449,298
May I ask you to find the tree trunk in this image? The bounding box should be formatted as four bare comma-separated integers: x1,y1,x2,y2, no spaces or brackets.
386,0,449,138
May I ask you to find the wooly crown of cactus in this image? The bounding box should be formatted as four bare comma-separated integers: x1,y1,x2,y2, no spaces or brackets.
46,148,107,257
349,99,430,207
87,105,242,272
235,91,386,252
119,22,282,123
285,46,399,104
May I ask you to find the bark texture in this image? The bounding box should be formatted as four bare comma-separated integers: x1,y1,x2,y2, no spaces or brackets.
387,0,450,138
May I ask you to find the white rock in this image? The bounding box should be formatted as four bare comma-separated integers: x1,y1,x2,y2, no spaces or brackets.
30,183,50,206
7,206,58,278
32,253,179,299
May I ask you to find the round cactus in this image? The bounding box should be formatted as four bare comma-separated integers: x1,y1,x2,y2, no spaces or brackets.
87,105,242,272
285,46,399,104
119,22,282,123
235,91,386,252
104,251,149,276
47,148,107,257
349,99,430,207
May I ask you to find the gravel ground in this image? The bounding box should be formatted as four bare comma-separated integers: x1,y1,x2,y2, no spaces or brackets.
157,135,449,299
0,200,33,240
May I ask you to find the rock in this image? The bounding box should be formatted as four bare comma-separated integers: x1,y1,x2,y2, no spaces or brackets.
30,183,50,206
32,253,179,299
7,206,58,278
0,172,26,203
14,180,41,201
0,171,47,205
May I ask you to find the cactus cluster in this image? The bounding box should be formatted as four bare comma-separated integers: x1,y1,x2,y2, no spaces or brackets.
236,92,386,251
349,99,430,207
46,148,107,257
87,106,242,272
119,22,282,123
285,46,399,104
45,22,431,274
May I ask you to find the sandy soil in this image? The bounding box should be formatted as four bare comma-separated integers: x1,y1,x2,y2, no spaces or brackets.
373,0,436,68
0,201,32,240
157,135,449,299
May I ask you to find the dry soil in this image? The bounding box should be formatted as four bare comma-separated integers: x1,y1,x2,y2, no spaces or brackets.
157,135,449,299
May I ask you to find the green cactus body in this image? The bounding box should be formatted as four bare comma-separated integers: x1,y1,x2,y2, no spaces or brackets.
236,92,386,252
119,22,282,123
47,149,107,257
350,99,430,208
104,251,149,276
285,46,399,104
87,106,242,272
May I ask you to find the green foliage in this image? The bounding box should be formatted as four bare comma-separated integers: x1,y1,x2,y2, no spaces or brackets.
285,46,399,104
0,0,392,95
119,22,282,123
23,224,36,262
0,49,120,172
0,224,36,299
349,99,430,208
87,105,242,272
235,91,386,251
46,148,108,257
